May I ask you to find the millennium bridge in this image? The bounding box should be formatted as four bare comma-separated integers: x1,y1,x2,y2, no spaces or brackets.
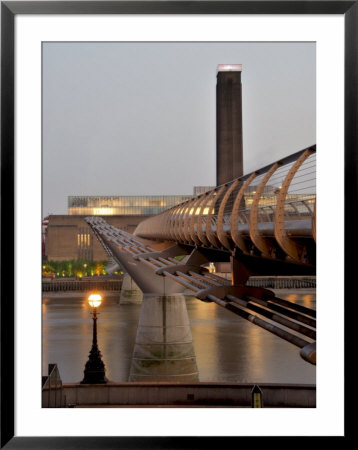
85,145,316,365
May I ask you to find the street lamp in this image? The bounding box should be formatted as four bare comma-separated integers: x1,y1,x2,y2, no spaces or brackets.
81,293,108,384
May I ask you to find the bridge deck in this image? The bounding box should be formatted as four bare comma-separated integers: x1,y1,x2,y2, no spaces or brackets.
85,216,316,365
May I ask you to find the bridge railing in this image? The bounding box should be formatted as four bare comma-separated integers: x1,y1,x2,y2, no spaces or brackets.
134,145,316,264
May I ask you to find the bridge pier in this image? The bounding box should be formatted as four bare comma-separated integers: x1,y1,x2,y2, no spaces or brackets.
119,273,143,304
129,294,199,382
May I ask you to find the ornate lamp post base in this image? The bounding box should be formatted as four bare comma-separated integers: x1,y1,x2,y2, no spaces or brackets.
81,347,108,384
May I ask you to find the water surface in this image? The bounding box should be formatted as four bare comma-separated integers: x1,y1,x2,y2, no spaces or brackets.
42,289,316,384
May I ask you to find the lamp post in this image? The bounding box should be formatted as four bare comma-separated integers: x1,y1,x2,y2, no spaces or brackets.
81,293,108,384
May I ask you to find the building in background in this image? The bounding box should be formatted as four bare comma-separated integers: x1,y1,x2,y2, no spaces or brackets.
45,214,149,262
42,216,49,260
45,194,192,262
68,195,192,216
216,64,243,186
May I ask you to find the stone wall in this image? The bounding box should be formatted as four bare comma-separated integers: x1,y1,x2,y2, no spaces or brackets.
59,382,316,408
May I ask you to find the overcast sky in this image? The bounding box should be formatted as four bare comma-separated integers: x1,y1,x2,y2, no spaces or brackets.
42,42,315,216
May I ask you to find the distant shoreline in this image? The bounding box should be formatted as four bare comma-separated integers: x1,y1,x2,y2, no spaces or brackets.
42,287,315,300
42,291,121,299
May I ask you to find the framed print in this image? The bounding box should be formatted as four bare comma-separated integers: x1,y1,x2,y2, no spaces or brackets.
1,1,355,447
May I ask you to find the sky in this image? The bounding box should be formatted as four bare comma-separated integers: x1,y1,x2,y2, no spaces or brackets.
42,42,315,216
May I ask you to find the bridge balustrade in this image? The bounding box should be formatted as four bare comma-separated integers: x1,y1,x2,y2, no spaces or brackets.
134,146,316,264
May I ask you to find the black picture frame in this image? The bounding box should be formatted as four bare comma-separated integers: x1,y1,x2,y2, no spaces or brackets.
1,1,355,447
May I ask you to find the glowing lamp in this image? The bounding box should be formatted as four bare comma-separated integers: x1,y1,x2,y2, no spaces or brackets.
88,293,102,308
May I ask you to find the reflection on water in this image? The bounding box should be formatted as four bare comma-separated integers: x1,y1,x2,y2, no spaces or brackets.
42,289,316,384
42,293,138,383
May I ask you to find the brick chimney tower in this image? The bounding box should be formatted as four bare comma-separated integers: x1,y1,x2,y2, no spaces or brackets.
216,64,243,186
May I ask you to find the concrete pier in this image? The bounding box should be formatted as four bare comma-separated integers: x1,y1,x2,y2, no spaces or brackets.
119,273,143,304
129,294,199,382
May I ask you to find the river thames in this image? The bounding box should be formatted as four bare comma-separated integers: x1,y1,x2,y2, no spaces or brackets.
42,289,315,384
